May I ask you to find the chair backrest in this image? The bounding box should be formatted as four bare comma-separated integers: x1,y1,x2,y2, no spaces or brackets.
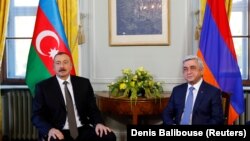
221,92,230,125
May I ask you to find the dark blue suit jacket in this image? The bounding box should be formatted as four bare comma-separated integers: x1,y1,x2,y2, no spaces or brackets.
31,75,104,137
162,80,224,125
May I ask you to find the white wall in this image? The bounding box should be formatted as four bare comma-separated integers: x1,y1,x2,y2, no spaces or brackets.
79,0,199,92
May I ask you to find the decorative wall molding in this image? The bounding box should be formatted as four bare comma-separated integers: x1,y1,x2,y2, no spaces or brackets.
83,0,192,91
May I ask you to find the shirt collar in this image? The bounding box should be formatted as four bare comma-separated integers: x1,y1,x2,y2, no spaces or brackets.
188,78,203,90
56,75,71,85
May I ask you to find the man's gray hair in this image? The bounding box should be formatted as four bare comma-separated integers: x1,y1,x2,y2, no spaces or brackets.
183,55,204,70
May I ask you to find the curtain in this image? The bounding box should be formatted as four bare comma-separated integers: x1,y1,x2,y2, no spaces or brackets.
57,0,79,74
225,0,233,19
200,0,207,25
0,0,10,137
0,0,10,69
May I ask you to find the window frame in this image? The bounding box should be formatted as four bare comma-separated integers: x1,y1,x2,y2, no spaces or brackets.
1,44,25,85
1,0,37,85
236,0,250,85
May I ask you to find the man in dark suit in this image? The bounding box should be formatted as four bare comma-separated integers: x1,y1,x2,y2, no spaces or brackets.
162,55,224,125
32,52,116,141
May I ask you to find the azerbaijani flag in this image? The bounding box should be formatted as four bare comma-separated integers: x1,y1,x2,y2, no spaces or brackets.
25,0,76,96
197,0,244,124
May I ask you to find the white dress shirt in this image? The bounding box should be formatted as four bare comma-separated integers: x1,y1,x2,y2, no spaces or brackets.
182,78,203,124
56,76,83,129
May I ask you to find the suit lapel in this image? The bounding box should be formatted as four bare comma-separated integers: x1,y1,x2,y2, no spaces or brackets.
193,81,206,112
70,76,80,107
52,76,67,107
180,84,188,112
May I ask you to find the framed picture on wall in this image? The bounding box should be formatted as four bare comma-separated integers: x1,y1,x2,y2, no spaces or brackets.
109,0,170,46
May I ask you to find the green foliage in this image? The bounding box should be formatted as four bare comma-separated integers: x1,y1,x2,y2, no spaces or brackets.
108,67,164,101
